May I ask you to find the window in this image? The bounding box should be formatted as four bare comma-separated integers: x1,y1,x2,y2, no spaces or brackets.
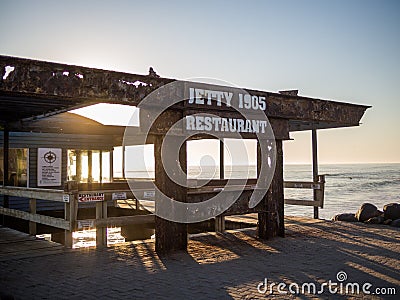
67,150,111,183
0,148,29,187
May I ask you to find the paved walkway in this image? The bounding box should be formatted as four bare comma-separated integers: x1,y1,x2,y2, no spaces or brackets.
0,226,63,262
0,217,399,299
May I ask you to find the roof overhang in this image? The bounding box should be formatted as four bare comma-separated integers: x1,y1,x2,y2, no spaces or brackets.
0,55,370,133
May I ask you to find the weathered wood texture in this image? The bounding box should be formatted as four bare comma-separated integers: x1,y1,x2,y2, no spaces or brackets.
215,215,225,233
0,207,70,230
312,129,319,219
0,55,368,128
64,181,78,248
0,186,65,202
284,175,325,208
29,198,37,235
258,140,284,239
96,201,108,247
78,214,155,229
154,135,188,254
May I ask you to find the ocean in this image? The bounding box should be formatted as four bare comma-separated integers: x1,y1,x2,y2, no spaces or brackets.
69,163,399,247
283,163,400,219
126,163,400,220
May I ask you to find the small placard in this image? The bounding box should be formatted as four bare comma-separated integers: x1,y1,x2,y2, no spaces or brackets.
144,190,155,198
78,193,104,202
37,148,62,187
112,192,127,200
62,194,70,203
77,220,95,229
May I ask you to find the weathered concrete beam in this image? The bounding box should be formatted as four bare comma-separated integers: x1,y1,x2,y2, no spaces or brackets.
1,55,369,129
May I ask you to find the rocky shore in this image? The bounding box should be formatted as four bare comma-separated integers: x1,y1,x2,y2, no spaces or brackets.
332,202,400,227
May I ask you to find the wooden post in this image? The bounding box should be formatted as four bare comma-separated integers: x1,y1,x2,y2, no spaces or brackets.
122,145,126,179
317,174,325,208
219,139,224,179
3,126,9,208
64,181,78,248
109,149,114,182
215,215,225,233
154,135,188,254
257,139,284,239
312,129,319,219
88,150,92,183
96,201,107,248
215,139,226,233
76,150,82,183
99,150,103,184
29,198,37,235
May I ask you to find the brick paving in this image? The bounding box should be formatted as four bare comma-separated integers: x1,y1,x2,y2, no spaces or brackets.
0,217,399,299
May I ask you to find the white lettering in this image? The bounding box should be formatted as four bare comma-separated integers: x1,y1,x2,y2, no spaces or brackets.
215,91,223,106
186,115,195,130
257,278,268,294
195,116,204,130
252,95,259,110
259,96,266,110
195,88,204,104
238,93,244,108
260,120,267,133
252,120,260,133
186,116,268,134
204,116,212,131
220,118,229,131
212,117,221,131
244,94,251,109
229,118,237,132
224,91,233,107
237,119,245,132
189,88,195,104
245,119,252,132
277,283,287,294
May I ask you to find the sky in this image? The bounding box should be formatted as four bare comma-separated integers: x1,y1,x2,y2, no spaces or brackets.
1,0,399,164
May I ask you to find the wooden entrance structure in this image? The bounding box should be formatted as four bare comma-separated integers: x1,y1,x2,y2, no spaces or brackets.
0,56,369,254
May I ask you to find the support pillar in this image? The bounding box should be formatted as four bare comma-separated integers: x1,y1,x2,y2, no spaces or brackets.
88,150,92,183
75,150,82,183
29,198,37,235
122,145,126,179
257,139,284,239
99,151,103,184
3,126,9,208
215,139,226,233
215,215,225,233
154,135,188,254
219,139,224,179
96,201,107,248
64,181,78,248
109,149,114,182
312,129,319,219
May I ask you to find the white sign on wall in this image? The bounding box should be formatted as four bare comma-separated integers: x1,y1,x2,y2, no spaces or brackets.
37,148,62,187
112,192,127,200
78,193,105,202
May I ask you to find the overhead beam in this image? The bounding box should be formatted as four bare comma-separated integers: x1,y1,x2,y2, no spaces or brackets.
1,55,369,127
3,126,9,208
312,128,319,219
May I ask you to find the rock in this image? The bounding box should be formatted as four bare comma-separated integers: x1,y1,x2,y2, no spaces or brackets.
355,203,382,222
383,219,393,225
390,219,400,227
364,215,385,224
383,203,400,220
332,213,357,222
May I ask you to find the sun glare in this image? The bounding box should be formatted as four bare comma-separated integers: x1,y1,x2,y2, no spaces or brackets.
71,103,139,126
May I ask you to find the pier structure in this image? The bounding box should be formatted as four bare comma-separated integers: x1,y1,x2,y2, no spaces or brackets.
0,56,369,254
